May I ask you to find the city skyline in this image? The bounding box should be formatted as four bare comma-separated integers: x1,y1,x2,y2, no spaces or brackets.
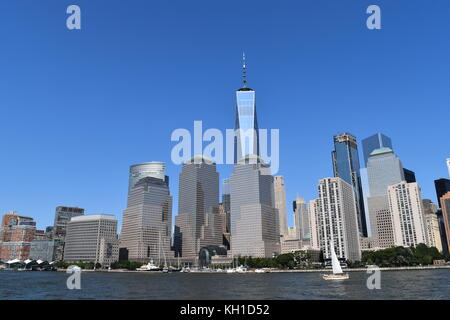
1,1,450,231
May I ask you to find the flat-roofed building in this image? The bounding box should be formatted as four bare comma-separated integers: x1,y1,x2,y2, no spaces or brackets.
229,156,280,258
64,214,119,267
315,177,361,261
387,182,427,248
0,211,36,261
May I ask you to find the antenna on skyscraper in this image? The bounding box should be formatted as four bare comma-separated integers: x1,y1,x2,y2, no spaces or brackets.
242,52,247,88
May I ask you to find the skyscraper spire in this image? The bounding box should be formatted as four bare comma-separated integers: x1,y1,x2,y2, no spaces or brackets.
242,52,247,88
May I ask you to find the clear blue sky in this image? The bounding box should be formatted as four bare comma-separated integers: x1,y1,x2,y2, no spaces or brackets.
0,0,449,230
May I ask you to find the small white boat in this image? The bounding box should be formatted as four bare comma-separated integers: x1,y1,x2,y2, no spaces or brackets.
226,268,236,273
236,265,247,273
136,260,161,271
322,242,349,280
254,268,265,273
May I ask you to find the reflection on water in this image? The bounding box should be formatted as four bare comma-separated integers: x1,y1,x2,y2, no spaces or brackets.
0,269,449,300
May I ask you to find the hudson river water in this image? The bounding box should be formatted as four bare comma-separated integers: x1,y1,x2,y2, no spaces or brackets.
1,269,449,299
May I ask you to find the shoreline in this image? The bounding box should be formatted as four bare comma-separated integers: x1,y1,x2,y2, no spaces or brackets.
48,264,450,273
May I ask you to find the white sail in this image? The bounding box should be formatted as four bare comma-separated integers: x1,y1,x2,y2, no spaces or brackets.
330,244,343,275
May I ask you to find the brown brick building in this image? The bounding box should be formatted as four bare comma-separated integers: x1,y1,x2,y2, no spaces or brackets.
0,211,36,261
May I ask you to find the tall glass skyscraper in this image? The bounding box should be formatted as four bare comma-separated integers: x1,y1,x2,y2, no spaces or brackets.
234,53,259,163
361,133,392,166
331,133,367,236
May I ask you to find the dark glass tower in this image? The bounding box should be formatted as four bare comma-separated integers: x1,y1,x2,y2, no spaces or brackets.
361,133,392,167
435,178,450,208
403,168,416,183
332,133,367,236
234,53,259,163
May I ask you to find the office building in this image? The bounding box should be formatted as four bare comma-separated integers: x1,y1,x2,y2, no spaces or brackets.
366,147,405,247
64,214,119,266
315,177,361,261
422,200,443,252
52,206,84,261
361,133,393,166
387,182,427,247
435,178,450,208
128,162,167,191
234,53,259,163
293,195,309,241
120,167,173,263
29,240,61,262
331,133,367,236
222,179,231,233
229,155,280,258
174,156,224,262
403,168,416,183
440,192,450,252
274,176,288,239
0,211,36,261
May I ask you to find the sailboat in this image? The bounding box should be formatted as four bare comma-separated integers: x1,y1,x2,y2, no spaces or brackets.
322,243,349,280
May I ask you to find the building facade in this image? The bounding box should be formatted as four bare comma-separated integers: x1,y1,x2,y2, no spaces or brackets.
361,133,393,166
387,182,427,248
128,162,167,191
52,206,85,261
29,240,61,262
274,176,288,239
440,192,450,252
229,156,280,258
0,212,36,261
331,133,367,237
64,214,119,266
366,147,405,246
308,200,320,249
174,156,224,263
315,177,361,261
435,178,450,208
293,195,309,241
120,173,173,264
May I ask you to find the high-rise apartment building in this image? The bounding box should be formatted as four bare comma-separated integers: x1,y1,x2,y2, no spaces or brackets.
120,167,173,263
331,133,367,236
64,214,119,266
315,177,361,261
174,156,224,262
274,176,288,239
422,199,443,252
308,200,320,249
361,133,393,166
0,211,36,261
387,182,427,248
435,178,450,208
439,192,450,252
234,54,259,163
229,156,280,258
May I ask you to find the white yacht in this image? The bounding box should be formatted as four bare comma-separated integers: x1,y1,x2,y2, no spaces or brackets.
136,260,161,271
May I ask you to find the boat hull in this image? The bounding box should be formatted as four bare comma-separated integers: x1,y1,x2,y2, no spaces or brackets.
322,273,349,280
